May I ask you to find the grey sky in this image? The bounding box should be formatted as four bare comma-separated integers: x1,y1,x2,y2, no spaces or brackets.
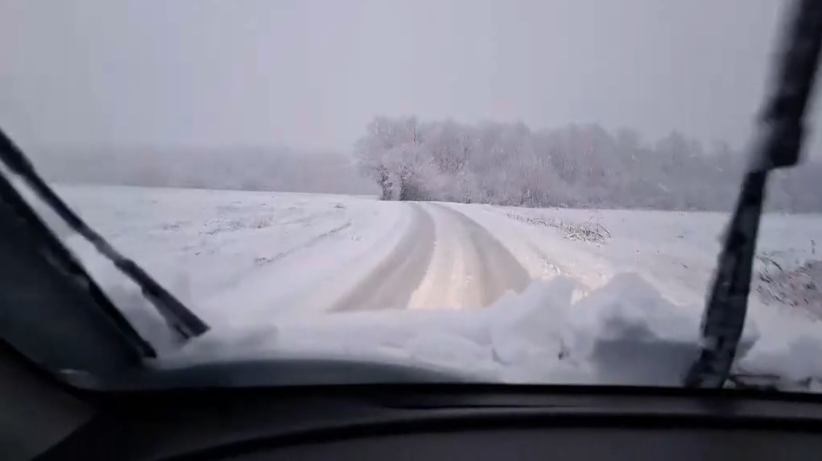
0,0,803,153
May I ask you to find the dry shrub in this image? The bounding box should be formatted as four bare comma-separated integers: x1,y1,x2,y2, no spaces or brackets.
507,213,611,244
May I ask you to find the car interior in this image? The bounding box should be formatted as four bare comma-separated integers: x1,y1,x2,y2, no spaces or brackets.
4,0,822,459
2,339,822,461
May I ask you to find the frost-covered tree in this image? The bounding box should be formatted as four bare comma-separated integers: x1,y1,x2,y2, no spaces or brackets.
353,115,822,212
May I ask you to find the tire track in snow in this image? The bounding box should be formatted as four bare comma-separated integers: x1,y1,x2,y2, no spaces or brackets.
426,203,531,307
257,221,352,266
332,202,436,312
406,203,474,309
203,221,353,296
455,204,604,297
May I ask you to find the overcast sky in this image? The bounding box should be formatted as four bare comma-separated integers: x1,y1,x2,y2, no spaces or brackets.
1,0,806,153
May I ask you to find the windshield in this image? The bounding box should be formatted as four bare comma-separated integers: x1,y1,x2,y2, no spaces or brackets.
3,0,822,392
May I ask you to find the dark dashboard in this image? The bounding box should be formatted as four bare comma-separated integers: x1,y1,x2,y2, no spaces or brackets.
0,313,821,461
36,376,822,461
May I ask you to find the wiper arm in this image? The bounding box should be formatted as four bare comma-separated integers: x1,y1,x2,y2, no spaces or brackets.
685,0,822,388
0,129,209,343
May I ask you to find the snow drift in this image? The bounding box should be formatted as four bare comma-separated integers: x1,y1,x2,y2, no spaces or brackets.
87,262,783,389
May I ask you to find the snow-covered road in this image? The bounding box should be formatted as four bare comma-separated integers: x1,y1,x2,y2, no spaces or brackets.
51,184,822,318
332,202,436,312
54,185,540,316
334,202,531,312
40,185,822,388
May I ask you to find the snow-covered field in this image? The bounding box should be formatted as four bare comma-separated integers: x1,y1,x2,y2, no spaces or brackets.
46,184,822,390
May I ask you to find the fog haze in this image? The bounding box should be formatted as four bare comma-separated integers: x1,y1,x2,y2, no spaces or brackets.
0,0,796,152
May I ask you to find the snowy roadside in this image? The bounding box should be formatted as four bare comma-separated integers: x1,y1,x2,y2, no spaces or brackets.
438,202,822,389
440,202,616,297
52,185,414,322
28,184,822,391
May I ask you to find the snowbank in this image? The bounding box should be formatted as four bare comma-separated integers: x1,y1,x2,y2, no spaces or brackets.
129,272,776,389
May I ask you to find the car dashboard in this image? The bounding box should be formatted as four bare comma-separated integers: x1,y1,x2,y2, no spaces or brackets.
35,378,822,461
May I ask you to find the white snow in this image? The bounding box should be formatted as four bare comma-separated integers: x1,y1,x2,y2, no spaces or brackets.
35,185,822,390
406,204,472,310
55,185,411,323
163,273,757,387
442,203,822,388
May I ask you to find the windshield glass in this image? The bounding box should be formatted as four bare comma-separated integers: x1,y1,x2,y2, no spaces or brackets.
3,0,822,391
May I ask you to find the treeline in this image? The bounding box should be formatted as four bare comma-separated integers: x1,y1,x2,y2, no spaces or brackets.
30,147,376,195
354,116,822,212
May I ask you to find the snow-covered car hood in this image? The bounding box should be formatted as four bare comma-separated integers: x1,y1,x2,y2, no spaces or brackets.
127,273,787,389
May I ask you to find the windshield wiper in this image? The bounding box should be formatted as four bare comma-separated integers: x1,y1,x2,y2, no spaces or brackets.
685,0,822,388
0,129,209,343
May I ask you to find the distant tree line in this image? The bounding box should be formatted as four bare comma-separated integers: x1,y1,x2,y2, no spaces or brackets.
27,116,822,213
31,147,376,196
354,116,822,212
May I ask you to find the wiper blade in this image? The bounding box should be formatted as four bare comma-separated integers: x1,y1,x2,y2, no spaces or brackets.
0,129,209,343
685,0,822,388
